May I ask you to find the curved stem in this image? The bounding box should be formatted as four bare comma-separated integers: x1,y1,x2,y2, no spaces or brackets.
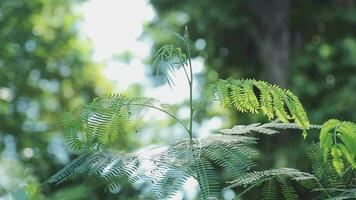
193,96,209,112
173,48,191,84
312,178,332,199
333,125,339,145
127,103,190,134
234,178,272,199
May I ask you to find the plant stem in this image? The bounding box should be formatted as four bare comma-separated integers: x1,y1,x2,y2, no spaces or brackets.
234,178,272,199
185,27,194,142
174,48,191,84
189,78,193,141
313,178,332,199
127,103,189,134
193,96,209,112
333,125,339,145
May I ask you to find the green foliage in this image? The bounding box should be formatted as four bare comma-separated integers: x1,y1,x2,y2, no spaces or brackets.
230,168,315,200
307,144,356,199
49,29,356,199
230,167,316,187
49,134,258,199
229,131,356,200
154,44,187,87
308,144,356,199
206,79,310,136
262,179,277,200
325,188,356,200
0,0,115,199
220,121,321,136
153,31,189,87
0,0,342,197
49,30,266,199
63,94,163,152
307,144,345,189
320,119,356,174
146,5,356,199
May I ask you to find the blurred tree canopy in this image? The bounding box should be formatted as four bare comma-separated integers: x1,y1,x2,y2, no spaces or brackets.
0,0,125,199
147,0,356,124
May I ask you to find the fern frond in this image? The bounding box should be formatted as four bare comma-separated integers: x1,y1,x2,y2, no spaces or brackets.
194,157,220,199
63,94,173,152
47,153,91,184
63,110,86,152
230,168,316,187
48,150,145,187
151,167,190,199
307,144,344,188
284,91,310,134
49,133,257,199
154,134,257,199
220,121,320,136
230,168,317,199
205,79,310,132
153,43,188,87
216,79,231,108
277,176,298,200
262,178,277,200
320,119,356,174
325,188,356,200
229,79,249,112
269,86,291,123
254,81,274,119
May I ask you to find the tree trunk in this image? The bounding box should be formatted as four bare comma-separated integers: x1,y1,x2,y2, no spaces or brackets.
242,0,290,88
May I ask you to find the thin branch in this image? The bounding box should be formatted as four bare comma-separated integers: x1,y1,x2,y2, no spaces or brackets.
193,96,209,112
312,177,332,199
333,125,340,145
173,48,191,84
127,103,189,134
234,178,271,198
185,26,194,141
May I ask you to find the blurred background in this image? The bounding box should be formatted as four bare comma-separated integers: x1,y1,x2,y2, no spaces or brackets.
0,0,355,199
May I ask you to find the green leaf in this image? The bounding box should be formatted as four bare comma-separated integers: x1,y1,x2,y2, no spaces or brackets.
319,119,356,174
205,79,310,132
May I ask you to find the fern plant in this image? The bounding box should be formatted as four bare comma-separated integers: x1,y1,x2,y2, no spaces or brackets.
228,125,356,200
48,28,356,199
319,119,356,174
230,167,316,199
48,28,263,199
205,78,310,137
